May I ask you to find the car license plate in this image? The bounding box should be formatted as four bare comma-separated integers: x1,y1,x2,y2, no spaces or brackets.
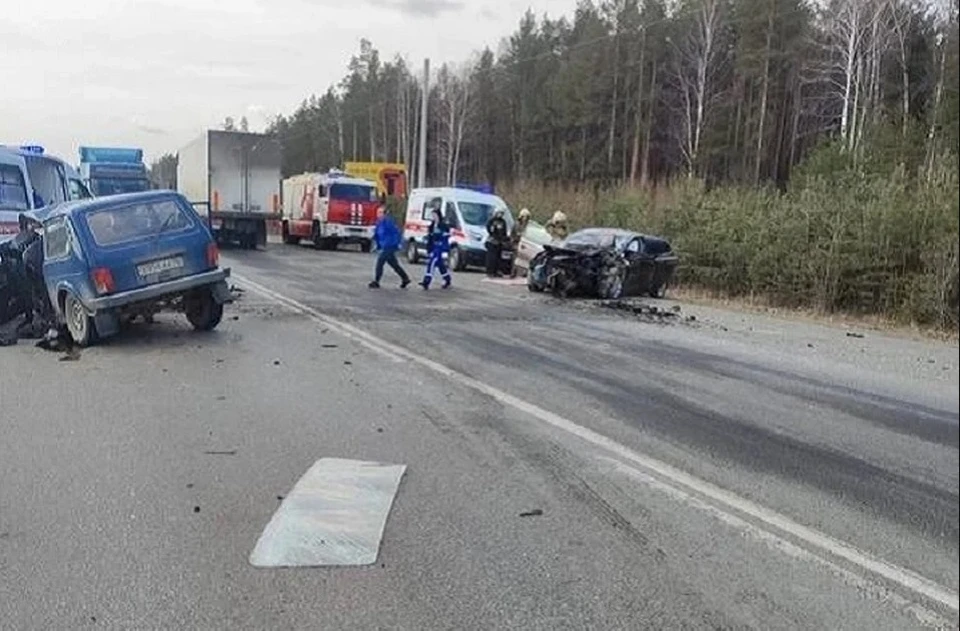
137,256,183,277
501,251,513,260
211,219,223,230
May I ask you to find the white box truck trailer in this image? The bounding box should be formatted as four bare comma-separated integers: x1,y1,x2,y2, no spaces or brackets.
176,130,281,249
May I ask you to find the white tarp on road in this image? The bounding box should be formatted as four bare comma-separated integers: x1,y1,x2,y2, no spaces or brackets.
249,457,407,567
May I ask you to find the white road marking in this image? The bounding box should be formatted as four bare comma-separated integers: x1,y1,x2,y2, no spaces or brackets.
234,272,959,618
480,276,527,286
250,458,406,567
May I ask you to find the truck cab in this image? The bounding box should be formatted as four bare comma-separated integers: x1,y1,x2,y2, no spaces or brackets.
78,146,151,197
281,170,380,252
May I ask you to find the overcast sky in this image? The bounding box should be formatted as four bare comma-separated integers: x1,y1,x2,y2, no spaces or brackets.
1,0,571,164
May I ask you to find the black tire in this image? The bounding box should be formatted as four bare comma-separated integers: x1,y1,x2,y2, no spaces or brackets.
449,245,463,271
282,222,300,245
360,240,373,253
598,267,626,300
649,283,667,299
186,289,224,331
64,293,96,347
406,239,420,264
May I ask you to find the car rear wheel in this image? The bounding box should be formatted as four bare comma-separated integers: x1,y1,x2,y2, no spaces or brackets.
64,293,96,347
186,289,224,331
406,239,420,264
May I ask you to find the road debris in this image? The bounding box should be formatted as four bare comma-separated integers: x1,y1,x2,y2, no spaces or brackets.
203,450,237,455
599,299,688,324
519,508,544,518
321,343,338,349
59,347,82,362
846,331,865,338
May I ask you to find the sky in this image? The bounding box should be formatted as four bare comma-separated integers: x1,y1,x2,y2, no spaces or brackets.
1,0,572,165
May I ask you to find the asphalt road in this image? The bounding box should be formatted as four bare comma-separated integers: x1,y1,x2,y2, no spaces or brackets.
1,242,957,630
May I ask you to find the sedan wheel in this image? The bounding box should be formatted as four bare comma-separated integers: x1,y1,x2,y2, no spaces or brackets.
598,267,625,300
64,293,95,347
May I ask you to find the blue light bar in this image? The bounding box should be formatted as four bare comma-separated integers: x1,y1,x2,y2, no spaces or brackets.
79,146,143,164
19,145,45,155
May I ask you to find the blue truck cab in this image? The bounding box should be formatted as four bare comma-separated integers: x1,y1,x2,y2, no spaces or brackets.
78,146,151,196
42,190,232,346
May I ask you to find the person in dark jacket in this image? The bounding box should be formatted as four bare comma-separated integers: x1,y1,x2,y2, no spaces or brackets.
485,208,509,277
420,208,452,290
369,207,411,289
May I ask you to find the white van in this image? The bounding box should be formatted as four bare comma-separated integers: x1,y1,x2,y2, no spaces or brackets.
1,145,92,241
402,187,514,271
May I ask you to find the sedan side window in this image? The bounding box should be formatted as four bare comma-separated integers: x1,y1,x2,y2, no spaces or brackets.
44,217,72,259
625,238,640,253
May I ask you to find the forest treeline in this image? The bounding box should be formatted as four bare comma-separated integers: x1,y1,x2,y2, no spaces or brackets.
154,0,959,328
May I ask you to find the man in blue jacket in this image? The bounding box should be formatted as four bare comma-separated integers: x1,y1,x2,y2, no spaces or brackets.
369,206,411,289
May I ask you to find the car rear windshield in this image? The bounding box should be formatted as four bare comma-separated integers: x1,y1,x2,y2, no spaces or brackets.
0,164,29,211
84,199,193,246
329,183,377,202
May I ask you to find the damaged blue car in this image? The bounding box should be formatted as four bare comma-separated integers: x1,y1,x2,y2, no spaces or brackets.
41,190,232,346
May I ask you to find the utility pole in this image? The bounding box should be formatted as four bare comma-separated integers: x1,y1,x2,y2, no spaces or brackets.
417,58,430,188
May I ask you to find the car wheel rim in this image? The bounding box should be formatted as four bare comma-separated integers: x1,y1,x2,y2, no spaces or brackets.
68,299,85,337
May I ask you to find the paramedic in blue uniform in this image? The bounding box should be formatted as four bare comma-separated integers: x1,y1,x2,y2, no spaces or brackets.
369,206,411,289
420,205,452,290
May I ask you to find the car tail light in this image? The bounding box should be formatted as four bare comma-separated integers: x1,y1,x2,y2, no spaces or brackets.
206,242,220,268
91,267,115,295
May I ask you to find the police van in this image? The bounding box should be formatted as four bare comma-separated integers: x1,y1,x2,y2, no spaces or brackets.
0,145,91,240
402,187,514,271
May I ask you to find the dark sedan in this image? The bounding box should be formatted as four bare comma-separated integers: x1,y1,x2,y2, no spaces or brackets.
527,228,679,299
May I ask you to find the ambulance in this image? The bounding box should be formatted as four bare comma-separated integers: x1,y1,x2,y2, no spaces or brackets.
280,169,381,252
402,187,514,272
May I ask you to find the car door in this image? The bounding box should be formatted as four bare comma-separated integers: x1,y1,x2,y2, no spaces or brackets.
443,200,461,240
623,237,655,295
42,215,92,308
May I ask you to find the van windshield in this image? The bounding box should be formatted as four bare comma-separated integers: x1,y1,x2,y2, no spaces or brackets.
0,164,29,211
458,201,513,227
458,202,495,226
24,155,67,207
